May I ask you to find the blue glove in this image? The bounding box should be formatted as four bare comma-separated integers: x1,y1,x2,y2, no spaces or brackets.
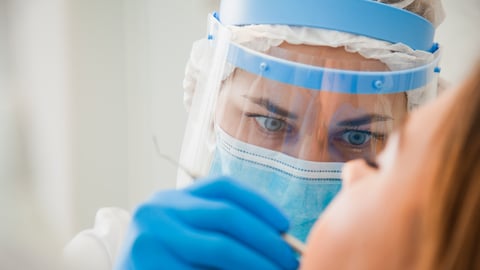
115,176,299,270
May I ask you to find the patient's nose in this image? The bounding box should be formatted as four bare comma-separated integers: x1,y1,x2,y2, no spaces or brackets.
341,159,377,188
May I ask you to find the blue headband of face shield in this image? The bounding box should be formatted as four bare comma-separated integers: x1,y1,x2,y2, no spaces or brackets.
209,0,442,94
226,42,440,94
218,0,436,52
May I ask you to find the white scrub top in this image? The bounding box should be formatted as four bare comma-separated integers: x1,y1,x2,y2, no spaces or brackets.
64,208,131,270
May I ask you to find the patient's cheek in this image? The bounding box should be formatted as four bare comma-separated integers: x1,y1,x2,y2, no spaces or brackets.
299,224,324,269
299,209,347,270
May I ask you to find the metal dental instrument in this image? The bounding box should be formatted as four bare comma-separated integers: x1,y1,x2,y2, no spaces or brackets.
153,136,306,255
282,233,306,255
153,136,202,179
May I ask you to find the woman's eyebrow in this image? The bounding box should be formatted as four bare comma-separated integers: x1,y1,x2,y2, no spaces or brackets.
242,95,299,119
336,114,393,126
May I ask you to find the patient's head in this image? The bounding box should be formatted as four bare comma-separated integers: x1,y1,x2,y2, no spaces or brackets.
301,63,480,270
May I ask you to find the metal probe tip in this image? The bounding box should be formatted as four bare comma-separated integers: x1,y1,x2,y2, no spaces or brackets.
282,233,306,255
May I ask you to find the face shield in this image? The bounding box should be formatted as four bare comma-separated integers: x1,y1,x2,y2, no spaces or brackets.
179,0,442,241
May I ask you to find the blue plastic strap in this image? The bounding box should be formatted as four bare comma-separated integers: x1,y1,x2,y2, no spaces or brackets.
219,0,435,52
227,42,439,94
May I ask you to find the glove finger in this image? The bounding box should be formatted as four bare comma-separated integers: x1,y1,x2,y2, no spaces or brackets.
130,206,284,270
115,230,193,270
179,228,288,270
140,192,298,269
187,176,289,232
170,197,298,269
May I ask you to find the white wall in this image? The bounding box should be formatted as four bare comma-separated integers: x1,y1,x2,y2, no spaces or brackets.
68,0,220,233
436,0,480,83
0,0,220,241
68,0,130,234
2,0,73,241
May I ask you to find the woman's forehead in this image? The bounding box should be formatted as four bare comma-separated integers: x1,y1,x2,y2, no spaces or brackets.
229,72,406,115
233,68,404,100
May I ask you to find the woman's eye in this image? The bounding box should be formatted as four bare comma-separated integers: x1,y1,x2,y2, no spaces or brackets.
254,116,287,132
341,130,371,146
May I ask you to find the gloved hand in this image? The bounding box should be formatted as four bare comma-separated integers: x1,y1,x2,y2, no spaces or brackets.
114,176,299,270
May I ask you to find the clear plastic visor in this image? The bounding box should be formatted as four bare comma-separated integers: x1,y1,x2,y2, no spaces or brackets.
217,58,407,163
177,17,439,185
215,39,439,163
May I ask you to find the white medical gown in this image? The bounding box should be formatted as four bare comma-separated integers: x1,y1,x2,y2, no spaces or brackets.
64,208,131,270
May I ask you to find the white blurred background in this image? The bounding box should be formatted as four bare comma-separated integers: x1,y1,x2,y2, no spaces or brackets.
0,0,478,253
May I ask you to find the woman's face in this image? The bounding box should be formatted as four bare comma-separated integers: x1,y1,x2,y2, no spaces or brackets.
216,44,407,162
300,89,454,269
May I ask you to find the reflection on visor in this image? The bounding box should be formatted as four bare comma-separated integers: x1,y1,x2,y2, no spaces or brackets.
216,68,407,163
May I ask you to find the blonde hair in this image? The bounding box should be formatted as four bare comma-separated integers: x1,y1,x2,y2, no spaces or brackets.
419,62,480,269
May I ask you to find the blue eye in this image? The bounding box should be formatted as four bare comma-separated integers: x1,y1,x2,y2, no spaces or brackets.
341,130,371,146
254,116,287,132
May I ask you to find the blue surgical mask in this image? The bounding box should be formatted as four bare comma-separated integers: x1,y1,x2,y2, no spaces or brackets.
209,127,343,242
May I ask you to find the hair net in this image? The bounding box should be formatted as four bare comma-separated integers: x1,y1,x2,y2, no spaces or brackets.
183,0,445,112
378,0,445,27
